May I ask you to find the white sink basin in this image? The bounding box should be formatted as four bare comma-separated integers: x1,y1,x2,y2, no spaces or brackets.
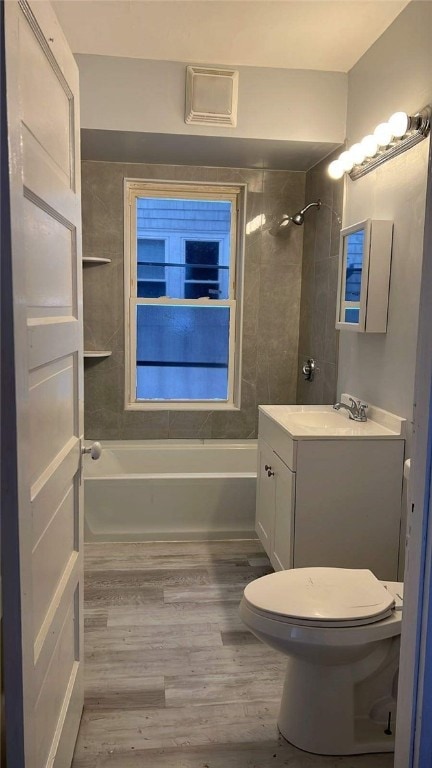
286,411,353,430
259,399,406,440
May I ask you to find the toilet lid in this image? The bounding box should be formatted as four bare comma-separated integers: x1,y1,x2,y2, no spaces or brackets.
243,568,395,624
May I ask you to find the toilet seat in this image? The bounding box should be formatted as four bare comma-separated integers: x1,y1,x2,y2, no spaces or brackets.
243,567,397,628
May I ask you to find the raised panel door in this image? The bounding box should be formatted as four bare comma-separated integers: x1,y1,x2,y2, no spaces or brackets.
271,453,295,571
255,440,276,559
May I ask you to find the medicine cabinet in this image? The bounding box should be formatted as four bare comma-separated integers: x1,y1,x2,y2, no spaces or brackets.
336,219,393,333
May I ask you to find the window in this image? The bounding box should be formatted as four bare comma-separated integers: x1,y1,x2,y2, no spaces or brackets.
125,181,245,409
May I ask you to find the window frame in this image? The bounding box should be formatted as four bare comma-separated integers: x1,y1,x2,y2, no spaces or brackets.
124,179,246,411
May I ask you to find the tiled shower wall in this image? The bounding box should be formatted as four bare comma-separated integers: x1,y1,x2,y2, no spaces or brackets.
296,152,344,404
82,162,305,439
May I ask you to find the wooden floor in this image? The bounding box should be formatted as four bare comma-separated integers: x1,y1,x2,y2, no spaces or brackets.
72,540,394,767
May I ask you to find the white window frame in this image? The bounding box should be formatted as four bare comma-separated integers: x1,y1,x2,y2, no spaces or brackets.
124,179,246,411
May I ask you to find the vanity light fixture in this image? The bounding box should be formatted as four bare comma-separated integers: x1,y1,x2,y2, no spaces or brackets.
328,106,431,181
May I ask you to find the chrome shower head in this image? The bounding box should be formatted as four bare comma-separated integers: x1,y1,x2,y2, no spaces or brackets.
291,212,305,225
291,200,322,226
268,200,322,235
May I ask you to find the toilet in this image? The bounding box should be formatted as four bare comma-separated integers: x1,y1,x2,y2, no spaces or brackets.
239,567,403,755
240,458,411,755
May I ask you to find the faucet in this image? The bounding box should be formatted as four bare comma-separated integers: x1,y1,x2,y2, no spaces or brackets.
333,397,368,422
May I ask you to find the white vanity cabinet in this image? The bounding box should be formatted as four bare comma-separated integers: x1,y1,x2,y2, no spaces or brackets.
256,407,405,580
257,440,294,570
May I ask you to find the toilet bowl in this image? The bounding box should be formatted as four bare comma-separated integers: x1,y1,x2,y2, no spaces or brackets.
239,567,403,756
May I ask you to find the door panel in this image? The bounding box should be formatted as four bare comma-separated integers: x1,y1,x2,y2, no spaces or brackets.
29,356,76,482
256,440,275,558
32,483,76,636
5,1,84,766
23,198,75,314
31,441,81,544
19,7,73,185
272,453,295,571
22,124,77,217
34,603,78,768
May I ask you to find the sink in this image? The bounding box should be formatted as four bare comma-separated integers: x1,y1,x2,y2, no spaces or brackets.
259,399,406,440
286,411,353,430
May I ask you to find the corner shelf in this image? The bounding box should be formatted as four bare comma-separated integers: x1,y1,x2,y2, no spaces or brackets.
83,257,111,264
84,351,112,359
83,259,112,357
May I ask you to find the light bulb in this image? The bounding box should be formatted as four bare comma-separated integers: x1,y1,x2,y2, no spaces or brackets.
360,134,379,158
349,143,366,165
374,122,393,147
338,151,354,172
388,111,409,138
328,160,344,180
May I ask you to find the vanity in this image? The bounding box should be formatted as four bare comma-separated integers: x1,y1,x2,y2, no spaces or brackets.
256,398,405,580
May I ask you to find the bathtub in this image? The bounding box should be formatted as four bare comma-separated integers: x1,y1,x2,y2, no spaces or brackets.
84,439,258,541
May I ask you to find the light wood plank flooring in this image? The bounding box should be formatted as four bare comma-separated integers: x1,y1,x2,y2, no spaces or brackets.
72,541,394,767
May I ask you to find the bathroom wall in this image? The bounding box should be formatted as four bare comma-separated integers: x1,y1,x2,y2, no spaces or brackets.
337,0,432,449
83,161,305,439
76,55,347,148
296,149,344,404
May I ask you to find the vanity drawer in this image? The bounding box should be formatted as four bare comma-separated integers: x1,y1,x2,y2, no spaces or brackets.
259,412,296,470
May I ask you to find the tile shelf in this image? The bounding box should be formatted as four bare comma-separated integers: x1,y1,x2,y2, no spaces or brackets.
83,256,111,264
84,351,112,359
83,258,111,357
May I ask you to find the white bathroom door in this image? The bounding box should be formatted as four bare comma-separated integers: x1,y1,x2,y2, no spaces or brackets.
4,1,84,766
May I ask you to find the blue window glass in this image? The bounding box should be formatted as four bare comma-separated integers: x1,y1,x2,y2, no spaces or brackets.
136,198,231,300
137,239,166,298
344,308,360,323
136,304,230,400
133,193,235,402
184,240,223,299
345,230,364,303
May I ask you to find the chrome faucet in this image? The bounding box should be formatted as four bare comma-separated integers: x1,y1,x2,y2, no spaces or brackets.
333,397,368,422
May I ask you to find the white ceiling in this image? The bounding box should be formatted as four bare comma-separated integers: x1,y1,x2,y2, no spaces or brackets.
53,0,410,73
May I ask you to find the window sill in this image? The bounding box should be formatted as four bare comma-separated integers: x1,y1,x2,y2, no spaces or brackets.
124,401,241,412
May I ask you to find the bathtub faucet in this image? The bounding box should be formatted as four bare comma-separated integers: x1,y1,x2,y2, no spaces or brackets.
333,398,368,422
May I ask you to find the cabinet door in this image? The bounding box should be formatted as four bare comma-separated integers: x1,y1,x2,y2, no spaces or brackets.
256,440,276,558
272,453,295,571
294,439,404,578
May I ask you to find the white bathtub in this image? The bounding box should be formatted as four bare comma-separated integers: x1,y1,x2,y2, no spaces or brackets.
84,439,258,541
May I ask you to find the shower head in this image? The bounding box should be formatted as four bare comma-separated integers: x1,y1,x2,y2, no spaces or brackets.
291,200,322,226
268,200,322,235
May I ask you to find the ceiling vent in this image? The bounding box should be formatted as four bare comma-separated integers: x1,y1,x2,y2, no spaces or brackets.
185,66,239,128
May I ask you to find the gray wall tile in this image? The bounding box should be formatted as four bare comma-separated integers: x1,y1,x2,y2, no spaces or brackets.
119,410,170,440
82,161,306,439
296,150,343,405
168,412,213,440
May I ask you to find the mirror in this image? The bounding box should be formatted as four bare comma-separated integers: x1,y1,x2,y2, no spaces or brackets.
336,219,393,333
340,225,367,326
